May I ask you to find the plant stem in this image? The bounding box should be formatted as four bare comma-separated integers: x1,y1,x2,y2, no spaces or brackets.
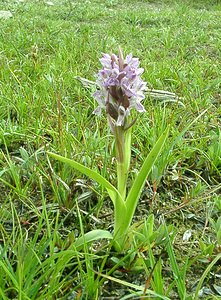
113,125,132,250
115,126,131,200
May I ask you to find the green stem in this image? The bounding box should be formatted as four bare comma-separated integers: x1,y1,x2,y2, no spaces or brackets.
113,194,128,251
117,162,126,200
115,126,125,199
115,126,131,200
113,125,132,249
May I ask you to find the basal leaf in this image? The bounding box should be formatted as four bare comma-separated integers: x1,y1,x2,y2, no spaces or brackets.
125,127,169,224
74,230,113,250
47,152,124,206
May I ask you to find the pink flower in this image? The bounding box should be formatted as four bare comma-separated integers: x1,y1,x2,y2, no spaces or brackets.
93,49,146,127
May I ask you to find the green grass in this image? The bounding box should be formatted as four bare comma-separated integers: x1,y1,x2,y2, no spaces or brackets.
0,0,221,298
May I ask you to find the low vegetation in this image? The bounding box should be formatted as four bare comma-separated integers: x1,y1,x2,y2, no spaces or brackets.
0,0,220,299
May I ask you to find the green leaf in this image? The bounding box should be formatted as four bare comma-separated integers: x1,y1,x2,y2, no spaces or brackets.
47,152,124,206
74,230,113,250
113,127,169,251
126,127,169,220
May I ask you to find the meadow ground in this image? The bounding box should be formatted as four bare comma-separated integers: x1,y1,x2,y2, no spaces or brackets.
0,0,221,299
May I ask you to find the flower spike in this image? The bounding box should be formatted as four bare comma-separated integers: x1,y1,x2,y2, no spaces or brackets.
93,49,147,129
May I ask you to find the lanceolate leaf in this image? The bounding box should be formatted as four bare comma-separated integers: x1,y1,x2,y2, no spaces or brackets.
74,230,113,250
126,127,169,219
113,127,169,251
47,152,124,206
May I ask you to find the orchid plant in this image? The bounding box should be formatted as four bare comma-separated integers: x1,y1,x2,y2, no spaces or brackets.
48,48,169,252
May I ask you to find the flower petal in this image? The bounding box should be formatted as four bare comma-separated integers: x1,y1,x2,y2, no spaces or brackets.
116,106,126,126
135,101,146,112
93,106,102,115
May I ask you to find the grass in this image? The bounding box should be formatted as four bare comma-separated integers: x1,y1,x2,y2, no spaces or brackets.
0,0,221,298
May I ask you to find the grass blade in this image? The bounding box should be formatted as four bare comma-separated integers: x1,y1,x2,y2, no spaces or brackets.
194,253,221,300
165,226,186,299
93,270,171,300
